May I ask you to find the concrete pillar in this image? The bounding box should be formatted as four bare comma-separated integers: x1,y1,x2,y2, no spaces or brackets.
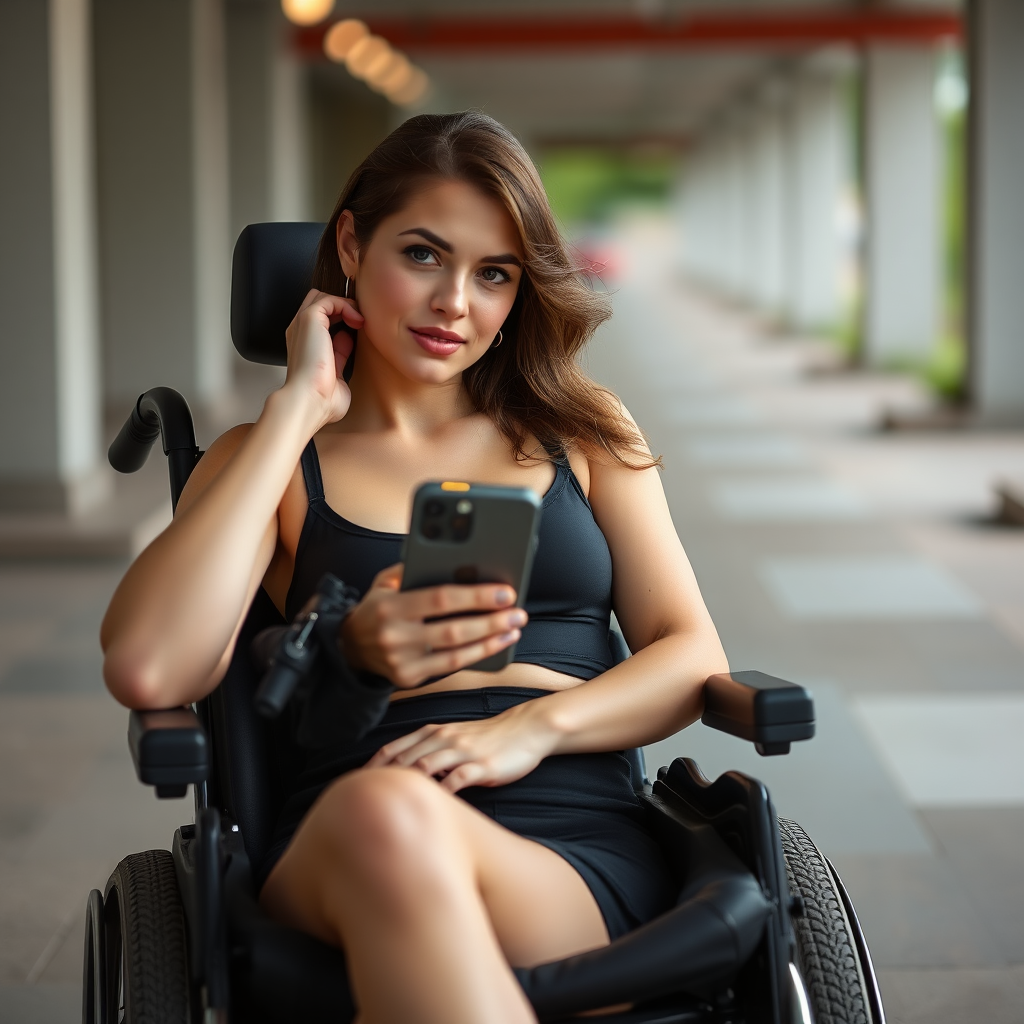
94,0,232,409
225,0,309,243
0,0,104,513
719,130,743,297
788,69,848,331
967,0,1024,421
692,146,719,286
681,137,723,288
696,141,724,287
736,118,761,302
748,96,789,315
864,46,940,366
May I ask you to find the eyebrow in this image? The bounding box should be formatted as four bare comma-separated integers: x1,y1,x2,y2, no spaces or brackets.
399,228,523,269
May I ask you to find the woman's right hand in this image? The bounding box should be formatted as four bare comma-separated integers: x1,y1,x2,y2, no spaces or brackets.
282,289,365,428
340,565,529,688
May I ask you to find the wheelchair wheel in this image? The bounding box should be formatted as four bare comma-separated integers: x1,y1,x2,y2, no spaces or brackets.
778,818,873,1024
102,850,191,1024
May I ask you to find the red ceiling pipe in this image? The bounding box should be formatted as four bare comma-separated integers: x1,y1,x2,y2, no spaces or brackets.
295,10,961,58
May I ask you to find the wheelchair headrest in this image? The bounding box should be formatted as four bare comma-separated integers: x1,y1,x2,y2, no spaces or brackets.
230,222,327,366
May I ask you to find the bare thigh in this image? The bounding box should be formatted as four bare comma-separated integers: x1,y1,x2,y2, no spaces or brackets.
260,766,610,968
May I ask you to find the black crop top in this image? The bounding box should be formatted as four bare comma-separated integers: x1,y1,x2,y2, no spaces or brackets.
285,440,616,679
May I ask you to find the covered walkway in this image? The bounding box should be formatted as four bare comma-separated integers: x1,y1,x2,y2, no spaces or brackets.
607,217,1024,1022
3,216,1024,1022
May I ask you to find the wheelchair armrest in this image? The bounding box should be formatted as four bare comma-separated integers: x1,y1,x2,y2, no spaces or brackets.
128,707,209,798
702,671,815,755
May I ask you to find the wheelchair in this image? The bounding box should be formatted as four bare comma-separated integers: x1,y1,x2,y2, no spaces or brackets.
82,223,884,1024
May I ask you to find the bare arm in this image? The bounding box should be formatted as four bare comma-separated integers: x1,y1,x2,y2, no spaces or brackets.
101,291,362,709
371,411,729,789
532,446,728,753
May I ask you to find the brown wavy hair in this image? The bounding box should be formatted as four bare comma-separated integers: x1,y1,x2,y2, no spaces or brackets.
311,110,655,469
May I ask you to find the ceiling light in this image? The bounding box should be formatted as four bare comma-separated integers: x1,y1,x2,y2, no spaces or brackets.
346,35,392,80
387,68,430,107
363,47,402,85
323,19,368,62
281,0,334,27
369,53,412,93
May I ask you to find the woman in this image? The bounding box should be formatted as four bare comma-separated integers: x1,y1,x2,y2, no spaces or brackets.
101,111,728,1024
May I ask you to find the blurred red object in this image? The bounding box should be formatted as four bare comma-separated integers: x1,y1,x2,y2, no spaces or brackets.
574,237,622,286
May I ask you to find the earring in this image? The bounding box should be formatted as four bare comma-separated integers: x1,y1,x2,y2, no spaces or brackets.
492,330,503,348
344,276,353,299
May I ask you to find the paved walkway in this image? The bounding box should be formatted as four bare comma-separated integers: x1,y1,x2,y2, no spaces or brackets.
2,217,1024,1022
592,216,1024,1024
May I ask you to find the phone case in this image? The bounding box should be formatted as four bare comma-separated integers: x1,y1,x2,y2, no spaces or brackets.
400,481,542,672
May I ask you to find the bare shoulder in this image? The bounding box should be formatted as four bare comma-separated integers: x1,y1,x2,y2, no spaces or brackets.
580,397,657,499
175,423,254,514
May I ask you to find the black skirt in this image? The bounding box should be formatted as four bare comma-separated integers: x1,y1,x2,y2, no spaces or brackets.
257,687,677,941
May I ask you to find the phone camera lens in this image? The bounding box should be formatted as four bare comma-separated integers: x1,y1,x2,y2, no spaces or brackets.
451,515,471,541
424,499,444,517
421,521,442,540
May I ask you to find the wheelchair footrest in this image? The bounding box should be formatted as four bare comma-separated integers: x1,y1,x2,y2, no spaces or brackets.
515,872,769,1019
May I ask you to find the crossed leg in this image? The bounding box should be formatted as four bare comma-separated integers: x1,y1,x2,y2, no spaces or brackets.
260,765,610,1024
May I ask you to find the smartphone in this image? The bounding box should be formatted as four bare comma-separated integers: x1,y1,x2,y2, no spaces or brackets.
401,481,542,672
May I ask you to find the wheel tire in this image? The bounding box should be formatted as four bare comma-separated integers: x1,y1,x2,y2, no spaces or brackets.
103,850,191,1024
778,817,871,1024
83,889,106,1024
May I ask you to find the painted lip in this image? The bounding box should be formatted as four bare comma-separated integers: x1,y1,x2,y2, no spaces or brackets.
410,326,466,343
409,326,466,356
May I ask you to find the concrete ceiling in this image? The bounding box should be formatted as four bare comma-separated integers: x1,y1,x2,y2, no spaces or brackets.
310,1,961,146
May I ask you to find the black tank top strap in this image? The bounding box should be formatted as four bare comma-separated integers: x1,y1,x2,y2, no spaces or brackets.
299,439,326,504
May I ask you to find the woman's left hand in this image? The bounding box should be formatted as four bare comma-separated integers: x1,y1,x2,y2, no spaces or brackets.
366,702,562,793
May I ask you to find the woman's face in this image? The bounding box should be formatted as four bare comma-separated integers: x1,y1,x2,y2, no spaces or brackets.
338,179,524,386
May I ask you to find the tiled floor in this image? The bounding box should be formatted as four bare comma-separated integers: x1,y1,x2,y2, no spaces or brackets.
3,218,1024,1021
589,216,1024,1023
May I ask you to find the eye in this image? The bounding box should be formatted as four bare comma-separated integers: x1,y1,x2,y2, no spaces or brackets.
480,266,512,285
405,245,438,265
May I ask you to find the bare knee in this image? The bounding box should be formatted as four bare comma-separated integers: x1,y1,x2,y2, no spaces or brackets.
313,767,464,888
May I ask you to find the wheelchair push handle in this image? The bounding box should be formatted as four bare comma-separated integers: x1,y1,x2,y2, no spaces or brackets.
108,387,202,512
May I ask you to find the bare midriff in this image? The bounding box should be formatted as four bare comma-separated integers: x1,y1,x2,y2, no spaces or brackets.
389,662,587,701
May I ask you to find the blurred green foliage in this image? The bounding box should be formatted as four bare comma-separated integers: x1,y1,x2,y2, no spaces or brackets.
925,332,967,398
538,147,676,226
937,96,967,400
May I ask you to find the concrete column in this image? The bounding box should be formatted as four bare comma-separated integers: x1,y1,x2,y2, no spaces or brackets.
0,0,104,513
225,0,309,243
748,97,789,315
714,129,744,297
678,147,705,281
692,146,719,286
788,69,848,331
864,46,940,366
967,0,1024,421
681,139,720,287
696,141,725,287
94,0,232,409
735,119,760,302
